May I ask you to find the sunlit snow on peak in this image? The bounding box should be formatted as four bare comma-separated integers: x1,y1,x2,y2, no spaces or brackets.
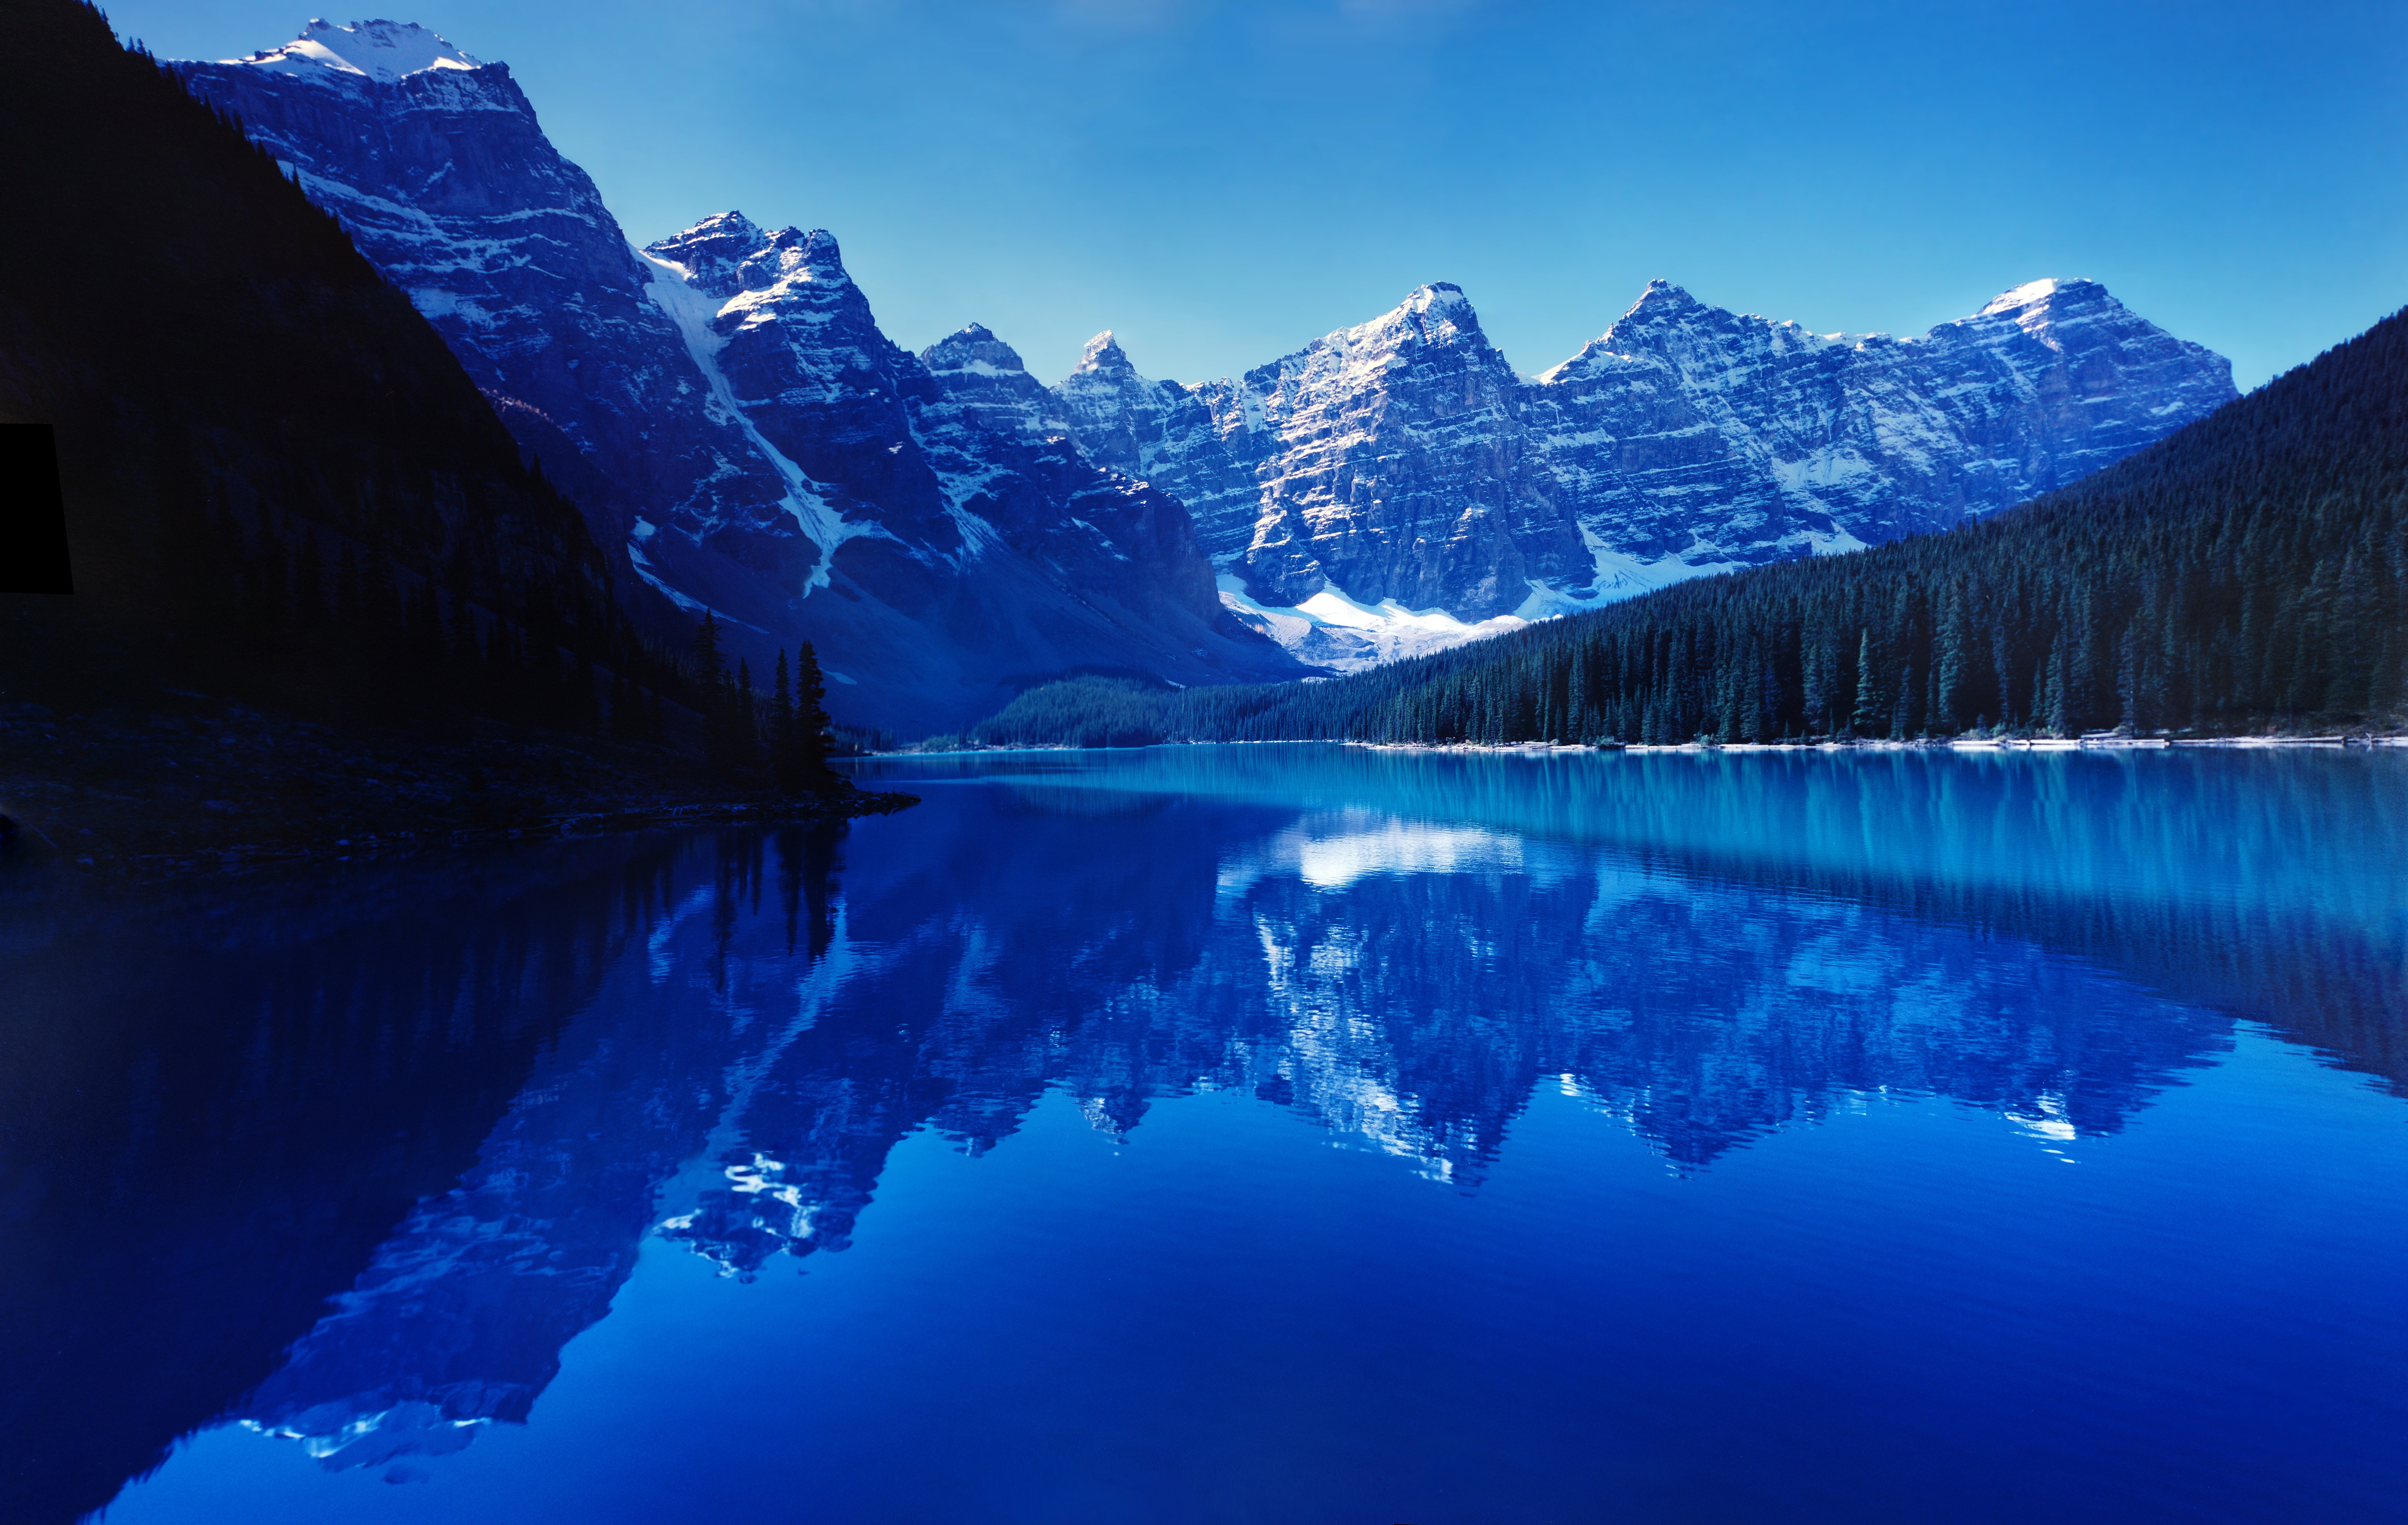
1979,276,2070,316
1076,330,1133,372
225,19,482,82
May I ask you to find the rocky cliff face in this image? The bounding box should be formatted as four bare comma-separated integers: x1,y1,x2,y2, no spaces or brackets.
176,23,1301,733
173,22,759,562
633,213,1264,718
1054,276,2236,666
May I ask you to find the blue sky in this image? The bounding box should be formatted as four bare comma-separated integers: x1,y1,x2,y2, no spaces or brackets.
118,0,2405,389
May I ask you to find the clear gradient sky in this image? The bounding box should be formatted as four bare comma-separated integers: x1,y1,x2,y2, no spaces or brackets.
113,0,2407,390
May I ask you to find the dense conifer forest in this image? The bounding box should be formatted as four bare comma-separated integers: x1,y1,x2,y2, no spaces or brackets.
975,303,2408,748
0,0,844,803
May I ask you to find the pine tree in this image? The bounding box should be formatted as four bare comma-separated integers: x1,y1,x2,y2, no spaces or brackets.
1849,628,1883,737
1935,589,1971,732
791,642,841,792
691,610,741,774
2042,637,2070,736
690,609,728,695
769,649,805,793
730,657,761,773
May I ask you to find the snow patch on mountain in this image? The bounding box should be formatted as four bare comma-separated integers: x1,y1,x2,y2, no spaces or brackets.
637,246,882,592
1218,576,1528,672
221,18,480,82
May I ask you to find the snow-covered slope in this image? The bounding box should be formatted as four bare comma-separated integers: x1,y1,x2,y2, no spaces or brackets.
1054,276,2236,666
225,16,482,80
175,23,1301,731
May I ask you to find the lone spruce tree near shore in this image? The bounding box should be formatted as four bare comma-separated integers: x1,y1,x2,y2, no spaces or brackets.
770,644,843,795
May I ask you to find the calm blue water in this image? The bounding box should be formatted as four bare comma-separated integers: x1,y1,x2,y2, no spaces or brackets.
5,746,2405,1524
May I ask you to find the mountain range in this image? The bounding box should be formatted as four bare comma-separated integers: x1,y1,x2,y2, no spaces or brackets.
176,19,2236,731
1055,275,2236,663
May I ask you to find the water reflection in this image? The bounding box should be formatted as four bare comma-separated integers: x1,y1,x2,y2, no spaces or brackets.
0,835,702,1522
3,748,2401,1520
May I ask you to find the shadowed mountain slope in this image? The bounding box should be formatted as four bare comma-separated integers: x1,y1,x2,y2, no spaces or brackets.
0,0,672,731
174,27,1308,733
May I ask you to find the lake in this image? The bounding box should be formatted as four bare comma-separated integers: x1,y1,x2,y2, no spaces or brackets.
5,745,2405,1524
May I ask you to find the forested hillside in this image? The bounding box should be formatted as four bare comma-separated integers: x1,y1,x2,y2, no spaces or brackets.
0,0,684,737
978,302,2408,748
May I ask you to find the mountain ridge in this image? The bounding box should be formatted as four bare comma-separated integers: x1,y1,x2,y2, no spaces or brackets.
1050,272,2236,668
175,26,1308,734
986,297,2408,745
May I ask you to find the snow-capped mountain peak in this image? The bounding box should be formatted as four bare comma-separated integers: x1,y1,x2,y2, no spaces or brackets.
1978,276,2070,318
1961,276,2133,354
922,324,1029,375
223,18,481,82
1053,273,2237,668
774,226,851,286
643,215,851,303
1076,330,1136,376
1399,280,1479,343
1626,278,1701,313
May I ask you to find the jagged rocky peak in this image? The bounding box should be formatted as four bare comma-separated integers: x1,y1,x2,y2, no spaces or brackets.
644,214,848,300
224,18,482,82
1250,279,1507,406
657,213,747,285
1388,280,1483,346
1589,277,1774,350
1051,330,1193,482
1278,281,1486,365
1978,275,2075,318
1962,276,2137,346
1052,269,2236,662
922,323,1029,374
1537,283,1700,379
920,323,1078,444
1629,277,1697,309
1075,330,1137,376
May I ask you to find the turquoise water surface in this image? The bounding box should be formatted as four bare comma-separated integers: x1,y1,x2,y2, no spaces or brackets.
6,745,2405,1523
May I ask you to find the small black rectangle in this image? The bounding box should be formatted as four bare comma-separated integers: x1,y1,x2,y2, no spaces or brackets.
2,422,73,595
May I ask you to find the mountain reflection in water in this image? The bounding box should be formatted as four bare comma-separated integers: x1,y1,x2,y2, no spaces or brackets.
5,746,2403,1524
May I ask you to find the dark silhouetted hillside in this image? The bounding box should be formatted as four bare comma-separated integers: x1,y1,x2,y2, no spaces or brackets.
0,0,666,730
